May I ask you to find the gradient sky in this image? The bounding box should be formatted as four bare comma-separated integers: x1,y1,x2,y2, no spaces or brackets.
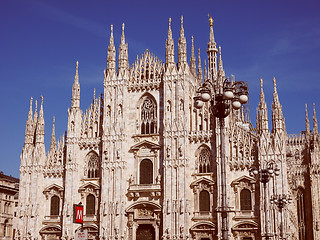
1,0,319,178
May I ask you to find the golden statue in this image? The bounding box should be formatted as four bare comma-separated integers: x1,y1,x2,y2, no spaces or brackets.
208,14,214,26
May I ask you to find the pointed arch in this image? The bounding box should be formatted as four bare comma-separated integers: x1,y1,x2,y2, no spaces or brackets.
85,151,100,178
195,144,213,173
138,93,158,135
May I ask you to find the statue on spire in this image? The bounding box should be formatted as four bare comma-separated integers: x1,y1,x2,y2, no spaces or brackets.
208,14,214,27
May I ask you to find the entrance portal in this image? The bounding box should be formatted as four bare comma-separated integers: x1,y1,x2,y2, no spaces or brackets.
136,224,155,240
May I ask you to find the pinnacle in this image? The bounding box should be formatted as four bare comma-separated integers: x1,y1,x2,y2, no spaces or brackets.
121,23,125,44
168,18,172,39
74,61,79,83
306,103,310,133
313,103,318,134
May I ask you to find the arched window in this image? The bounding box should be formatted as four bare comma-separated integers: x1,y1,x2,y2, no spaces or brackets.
297,189,306,240
141,97,157,134
198,148,212,173
140,159,153,184
86,152,100,178
240,189,252,210
199,190,210,213
50,196,60,216
86,194,95,215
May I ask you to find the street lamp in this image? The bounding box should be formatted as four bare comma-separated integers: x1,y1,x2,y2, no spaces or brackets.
270,194,292,239
250,163,280,240
194,78,248,240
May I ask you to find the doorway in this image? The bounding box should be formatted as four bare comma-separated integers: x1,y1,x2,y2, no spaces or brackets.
136,224,155,240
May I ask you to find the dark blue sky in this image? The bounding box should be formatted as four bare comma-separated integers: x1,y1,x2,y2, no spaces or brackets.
1,0,319,178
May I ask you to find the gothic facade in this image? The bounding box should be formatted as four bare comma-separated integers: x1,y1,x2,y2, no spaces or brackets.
15,17,320,240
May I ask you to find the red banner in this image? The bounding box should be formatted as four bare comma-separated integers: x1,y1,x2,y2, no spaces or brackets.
73,204,83,224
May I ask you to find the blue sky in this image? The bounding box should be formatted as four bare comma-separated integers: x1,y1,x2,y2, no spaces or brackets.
0,0,319,178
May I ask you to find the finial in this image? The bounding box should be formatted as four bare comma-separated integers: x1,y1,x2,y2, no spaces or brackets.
53,116,55,124
35,100,38,110
41,95,43,105
208,14,214,27
169,17,171,27
181,15,183,25
29,97,33,110
273,77,277,88
260,78,263,89
111,24,113,33
122,23,125,31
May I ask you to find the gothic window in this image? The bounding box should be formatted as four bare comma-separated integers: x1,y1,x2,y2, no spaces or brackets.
50,195,60,216
240,189,252,210
85,151,100,178
198,147,212,173
297,188,306,240
141,97,157,134
140,159,153,184
199,190,210,213
86,194,95,215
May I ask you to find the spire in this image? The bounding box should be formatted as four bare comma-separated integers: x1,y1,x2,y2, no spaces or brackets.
257,78,269,133
218,46,224,72
118,23,129,73
178,16,187,69
207,15,218,81
107,24,116,74
209,15,215,44
190,36,196,76
218,46,225,90
35,96,45,144
313,103,318,135
121,23,125,44
50,116,56,152
197,48,203,83
34,100,38,129
24,97,34,145
165,18,175,68
71,61,80,109
305,104,310,133
204,59,208,81
271,77,284,132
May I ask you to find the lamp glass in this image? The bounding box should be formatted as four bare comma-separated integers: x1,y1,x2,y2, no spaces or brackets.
195,100,204,109
232,100,241,109
239,94,248,104
224,90,234,100
201,92,211,102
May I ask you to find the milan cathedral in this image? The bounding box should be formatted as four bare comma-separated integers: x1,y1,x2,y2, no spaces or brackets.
15,17,320,240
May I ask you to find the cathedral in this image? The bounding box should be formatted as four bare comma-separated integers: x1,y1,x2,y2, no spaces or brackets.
15,16,320,240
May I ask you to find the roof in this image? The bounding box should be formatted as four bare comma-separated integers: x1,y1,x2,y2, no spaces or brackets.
0,171,19,183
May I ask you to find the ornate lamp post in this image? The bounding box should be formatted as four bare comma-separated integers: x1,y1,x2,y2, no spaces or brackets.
270,194,292,239
250,163,280,240
194,78,249,240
